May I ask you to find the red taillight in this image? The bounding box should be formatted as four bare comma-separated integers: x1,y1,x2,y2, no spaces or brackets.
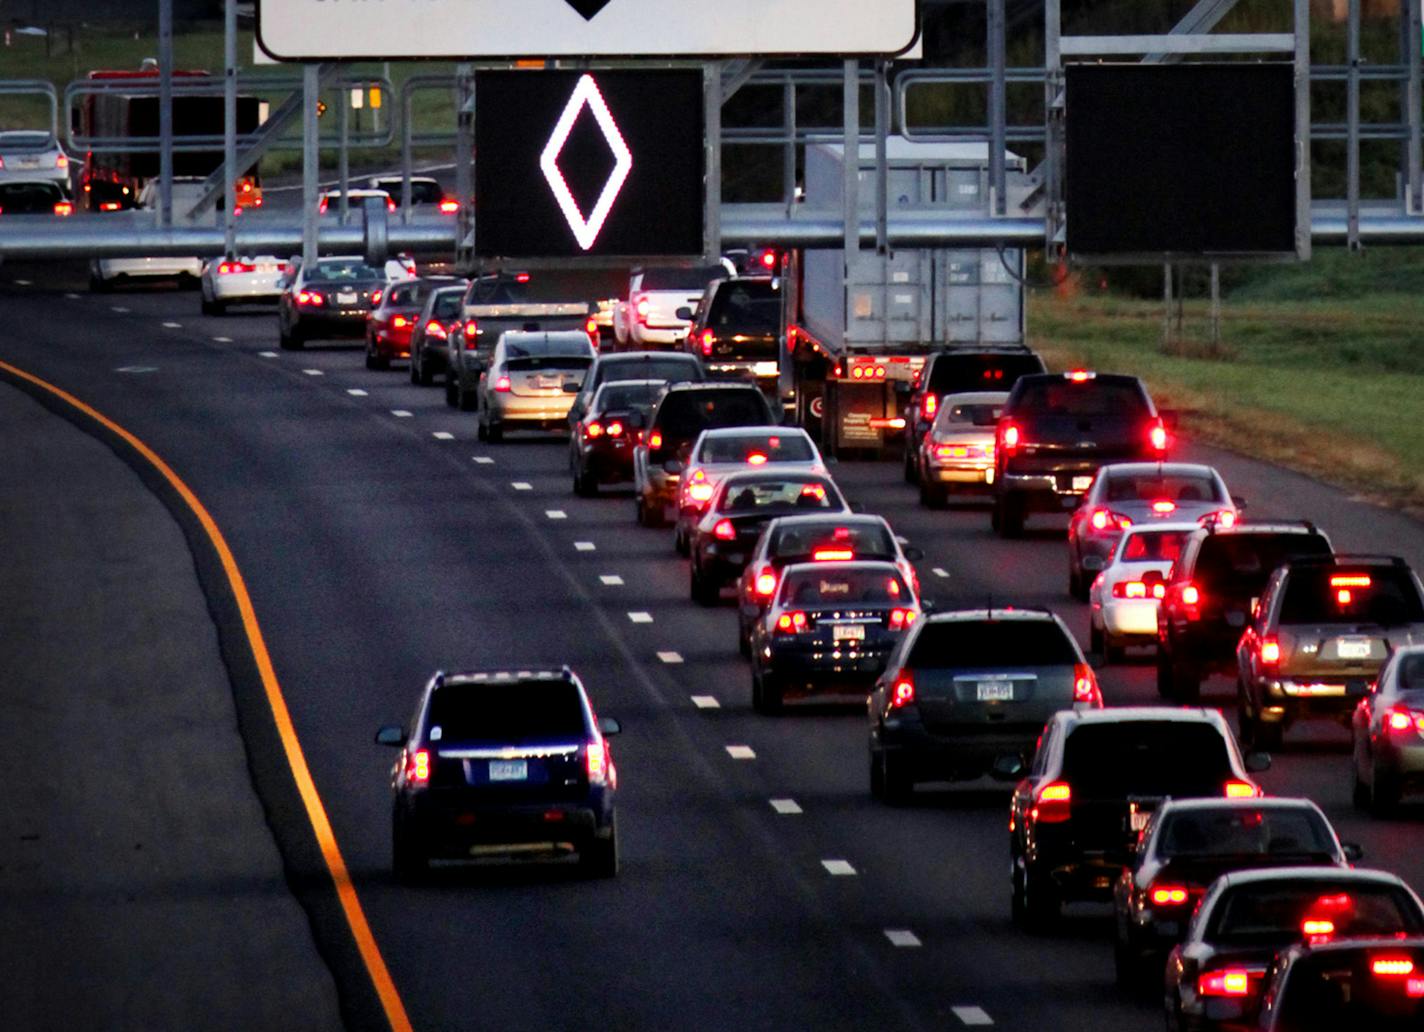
392,315,408,329
1111,580,1164,600
687,482,714,503
649,431,663,450
438,198,460,214
406,749,430,785
425,320,447,340
1301,918,1335,938
1198,969,1253,997
713,518,736,541
99,201,122,212
1089,508,1132,533
759,248,777,269
635,297,650,320
1385,707,1424,734
776,610,809,634
1151,500,1176,514
463,320,479,350
1260,637,1281,667
700,328,714,356
584,421,604,439
1373,957,1416,977
754,568,778,598
1072,663,1102,706
1032,781,1072,823
53,201,73,216
920,393,937,422
1180,583,1201,607
1200,509,1238,528
386,199,397,213
1150,884,1190,906
1000,422,1020,455
1067,369,1094,383
217,260,255,275
318,198,329,214
296,290,325,306
606,421,623,437
889,673,915,709
1224,780,1261,799
746,452,768,466
371,290,383,306
888,608,917,631
586,739,609,784
55,153,68,169
1149,419,1169,453
493,375,511,393
813,549,854,561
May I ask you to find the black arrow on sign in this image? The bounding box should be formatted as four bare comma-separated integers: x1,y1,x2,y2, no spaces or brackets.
563,0,614,19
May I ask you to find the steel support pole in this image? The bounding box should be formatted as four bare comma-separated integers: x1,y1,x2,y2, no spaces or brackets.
222,0,236,256
1045,0,1064,254
1347,0,1361,250
302,63,319,267
158,0,174,228
874,60,889,255
455,65,474,271
1408,0,1422,212
988,0,1007,216
783,79,797,209
705,61,723,264
338,88,350,225
842,59,860,263
1295,0,1313,259
400,83,414,225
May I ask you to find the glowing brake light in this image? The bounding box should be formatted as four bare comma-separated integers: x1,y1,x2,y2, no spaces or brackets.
813,549,854,561
754,568,778,597
1072,664,1102,706
1260,637,1281,667
1150,885,1189,906
1331,574,1372,588
407,749,430,784
1000,423,1020,454
392,315,408,329
1032,781,1072,823
648,431,662,450
1201,509,1236,528
1112,580,1164,600
371,290,383,306
687,482,714,503
493,374,512,393
1066,369,1094,383
1198,969,1252,997
425,320,447,340
1180,584,1201,606
1151,500,1176,514
776,610,808,634
1089,508,1132,533
1301,918,1335,938
746,452,768,466
700,328,715,356
1386,707,1424,733
53,201,73,216
635,297,650,319
713,518,736,541
55,153,68,169
889,673,915,709
438,198,460,214
888,608,917,631
1224,779,1261,799
586,739,609,784
462,319,479,350
1373,957,1416,977
296,290,325,306
920,393,937,422
606,421,623,437
759,248,778,269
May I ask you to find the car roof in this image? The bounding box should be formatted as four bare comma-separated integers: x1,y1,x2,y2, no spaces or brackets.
602,350,699,363
699,426,808,440
781,559,903,576
1197,520,1323,538
1280,553,1407,569
1099,462,1221,477
664,380,761,393
441,668,577,687
919,608,1058,623
1155,796,1324,815
1014,371,1143,388
1279,936,1424,959
1058,705,1228,727
596,378,665,390
1212,866,1410,890
936,390,1011,404
498,330,591,346
720,469,832,486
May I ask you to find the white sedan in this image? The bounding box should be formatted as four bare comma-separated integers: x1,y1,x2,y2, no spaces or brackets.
1088,521,1198,663
200,255,286,314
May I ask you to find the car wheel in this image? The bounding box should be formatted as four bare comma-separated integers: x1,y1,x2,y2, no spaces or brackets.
903,447,919,485
573,465,597,498
1020,861,1059,932
641,494,665,529
674,526,690,557
444,374,458,408
919,479,945,510
364,346,379,370
1103,635,1125,665
1089,621,1104,655
1113,932,1138,988
738,619,751,658
391,814,427,883
409,353,422,384
752,669,782,715
1251,715,1283,752
89,271,111,293
1371,762,1401,816
458,380,478,412
579,815,619,878
485,418,503,443
1155,650,1174,699
994,493,1024,538
691,563,719,607
869,749,885,798
201,296,217,316
1352,758,1372,811
880,750,912,805
1170,662,1201,704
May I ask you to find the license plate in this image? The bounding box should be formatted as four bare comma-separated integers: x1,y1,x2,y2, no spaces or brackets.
976,681,1014,702
1072,476,1093,492
833,624,865,642
1337,639,1373,659
753,361,779,377
14,157,40,169
488,759,527,781
336,291,358,304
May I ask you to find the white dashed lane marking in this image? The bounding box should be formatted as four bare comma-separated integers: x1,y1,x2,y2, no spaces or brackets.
347,389,368,397
884,929,921,948
951,1007,993,1026
546,510,568,520
302,369,323,376
432,431,454,440
15,279,31,286
574,541,596,552
110,306,130,313
769,798,802,815
162,321,182,329
472,456,495,464
933,567,950,578
821,860,857,876
599,575,624,586
511,482,532,491
627,611,653,624
212,336,233,343
259,351,279,358
656,651,683,664
725,745,756,760
690,695,720,709
391,410,414,418
64,291,80,299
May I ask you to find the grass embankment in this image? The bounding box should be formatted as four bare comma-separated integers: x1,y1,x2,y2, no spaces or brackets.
1030,251,1424,515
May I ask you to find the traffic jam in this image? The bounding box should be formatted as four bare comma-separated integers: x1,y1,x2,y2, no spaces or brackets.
166,241,1424,1031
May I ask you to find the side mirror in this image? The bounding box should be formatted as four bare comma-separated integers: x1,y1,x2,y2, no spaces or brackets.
1342,842,1364,863
1244,751,1272,773
663,459,683,476
903,545,925,562
675,306,693,321
989,754,1025,781
375,725,406,747
599,716,622,737
562,381,581,393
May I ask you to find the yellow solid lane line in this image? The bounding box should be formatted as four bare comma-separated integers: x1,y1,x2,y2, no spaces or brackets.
0,359,414,1032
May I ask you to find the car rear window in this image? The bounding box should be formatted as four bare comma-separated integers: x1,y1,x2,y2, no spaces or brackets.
1121,529,1190,562
1105,472,1223,504
427,680,587,743
639,266,724,290
1208,882,1423,946
597,357,702,389
717,478,839,513
707,280,781,331
309,259,385,282
594,382,661,412
926,352,1044,394
387,282,424,307
1158,807,1337,860
770,522,896,561
1272,949,1424,1031
503,335,592,358
505,355,593,373
1279,567,1424,626
779,567,909,606
657,390,773,440
375,179,443,205
1399,654,1424,692
1194,533,1332,593
700,432,814,464
432,291,464,318
908,620,1079,668
1012,379,1150,420
1061,721,1234,797
0,180,64,212
935,400,1004,429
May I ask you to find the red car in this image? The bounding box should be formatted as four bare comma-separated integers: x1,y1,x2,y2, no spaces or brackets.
366,276,461,370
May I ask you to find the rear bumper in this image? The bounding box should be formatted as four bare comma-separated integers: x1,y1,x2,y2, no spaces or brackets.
488,394,577,426
1101,600,1161,638
999,471,1092,511
401,792,613,856
697,543,755,584
925,461,995,488
1255,677,1371,723
211,275,282,301
764,644,894,691
878,717,1043,779
293,310,371,337
581,444,636,482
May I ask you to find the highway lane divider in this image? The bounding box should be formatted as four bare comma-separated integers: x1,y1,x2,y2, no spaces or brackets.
0,359,414,1032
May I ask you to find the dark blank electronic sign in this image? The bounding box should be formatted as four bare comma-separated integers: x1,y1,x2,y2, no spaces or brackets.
475,70,704,259
1065,63,1297,257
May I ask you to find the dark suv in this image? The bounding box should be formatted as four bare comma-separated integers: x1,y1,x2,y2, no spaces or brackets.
991,371,1168,537
1157,521,1334,703
683,277,782,391
376,667,621,879
1237,555,1424,750
903,347,1046,484
632,381,777,527
1006,707,1269,930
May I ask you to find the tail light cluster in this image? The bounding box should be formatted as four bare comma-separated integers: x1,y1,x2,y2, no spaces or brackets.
634,295,650,323
391,315,409,329
425,320,448,340
681,469,714,507
753,566,779,598
934,443,992,461
1385,706,1424,734
1031,781,1072,823
295,289,325,307
438,198,460,214
1148,418,1169,454
1072,664,1102,706
1112,579,1166,600
1224,779,1262,799
920,393,938,423
406,749,431,785
492,374,512,393
776,610,809,634
462,319,479,351
888,608,917,630
713,518,737,541
53,201,73,216
1200,509,1237,528
700,328,715,357
584,419,626,440
889,672,915,709
1197,967,1263,998
1371,957,1424,997
1088,508,1133,533
217,260,255,275
1148,884,1190,907
998,422,1021,456
586,739,611,785
1259,636,1281,667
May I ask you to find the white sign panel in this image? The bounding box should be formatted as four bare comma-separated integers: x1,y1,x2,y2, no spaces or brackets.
256,0,919,60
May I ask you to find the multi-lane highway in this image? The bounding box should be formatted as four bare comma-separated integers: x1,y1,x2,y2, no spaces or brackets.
4,273,1424,1031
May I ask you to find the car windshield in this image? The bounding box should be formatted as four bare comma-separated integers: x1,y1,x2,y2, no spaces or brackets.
700,433,814,465
1121,529,1190,562
1061,721,1234,797
1279,567,1424,626
1105,472,1223,504
1207,882,1422,946
503,336,591,358
1398,654,1424,692
717,478,839,514
639,266,724,290
427,680,588,744
1157,807,1337,860
309,259,385,282
0,180,63,212
1271,949,1424,1031
771,522,896,561
908,620,1078,667
708,281,781,331
935,402,1003,429
927,352,1044,393
1194,534,1332,593
779,567,909,606
594,382,661,412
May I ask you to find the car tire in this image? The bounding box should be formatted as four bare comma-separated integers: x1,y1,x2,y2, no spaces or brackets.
640,494,665,529
444,375,459,408
869,749,885,798
391,815,427,883
485,418,503,443
579,817,619,878
752,669,782,715
738,620,751,658
89,271,111,294
1018,861,1059,932
919,479,946,510
573,465,597,498
458,383,478,413
904,447,919,485
1169,662,1201,704
993,493,1024,538
201,296,217,316
1090,622,1104,656
1371,762,1401,816
1103,635,1125,665
1113,933,1138,988
1352,760,1372,811
279,326,304,350
409,354,422,384
880,750,912,805
674,526,690,557
691,563,719,607
1248,713,1282,752
1155,650,1174,699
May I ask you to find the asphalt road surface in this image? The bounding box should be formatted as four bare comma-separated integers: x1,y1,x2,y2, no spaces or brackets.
3,270,1423,1032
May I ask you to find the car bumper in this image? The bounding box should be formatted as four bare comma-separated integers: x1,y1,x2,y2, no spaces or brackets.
1100,599,1161,639
632,326,687,346
488,394,577,426
211,273,283,301
1257,677,1372,722
402,791,613,855
764,643,894,691
999,471,1094,510
99,257,203,279
581,444,636,483
925,461,996,487
706,360,780,383
293,310,370,337
371,329,415,358
698,544,755,584
878,717,1043,779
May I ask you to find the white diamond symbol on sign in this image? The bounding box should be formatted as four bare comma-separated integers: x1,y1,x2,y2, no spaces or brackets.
539,74,633,252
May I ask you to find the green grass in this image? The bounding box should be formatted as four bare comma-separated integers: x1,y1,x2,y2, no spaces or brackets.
1029,279,1424,513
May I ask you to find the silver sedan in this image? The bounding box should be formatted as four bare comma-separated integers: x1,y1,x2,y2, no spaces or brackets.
476,331,596,443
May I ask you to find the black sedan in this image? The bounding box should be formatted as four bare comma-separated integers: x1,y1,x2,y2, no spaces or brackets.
687,471,849,606
279,255,393,349
1256,937,1424,1032
570,379,662,496
748,560,922,714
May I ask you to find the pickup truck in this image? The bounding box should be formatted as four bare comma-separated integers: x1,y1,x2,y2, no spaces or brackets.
612,264,729,350
446,269,618,411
